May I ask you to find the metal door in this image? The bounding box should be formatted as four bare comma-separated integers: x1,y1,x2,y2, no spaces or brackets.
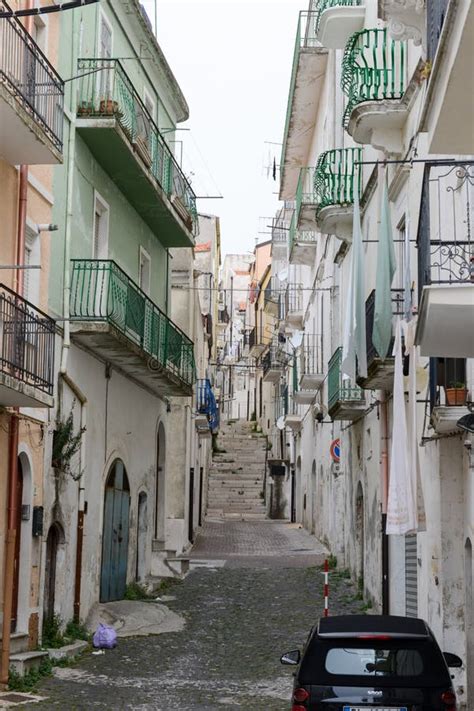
100,460,130,602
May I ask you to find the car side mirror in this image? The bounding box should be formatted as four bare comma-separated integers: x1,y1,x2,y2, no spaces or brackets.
444,652,463,668
281,650,300,665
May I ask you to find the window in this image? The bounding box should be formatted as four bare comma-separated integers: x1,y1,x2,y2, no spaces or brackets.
139,247,151,296
325,647,424,677
99,13,112,58
24,226,40,306
93,192,109,259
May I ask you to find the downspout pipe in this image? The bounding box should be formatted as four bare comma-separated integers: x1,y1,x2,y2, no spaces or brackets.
380,391,390,615
1,1,33,686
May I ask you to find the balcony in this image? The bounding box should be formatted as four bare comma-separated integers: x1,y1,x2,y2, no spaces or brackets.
76,59,197,248
314,147,362,240
283,285,304,331
295,168,317,229
262,345,284,384
0,284,55,408
428,357,471,435
280,11,328,200
70,260,194,397
328,346,365,420
295,334,324,404
357,289,404,390
289,212,318,266
415,163,474,359
341,29,409,153
196,378,219,436
271,209,290,259
0,1,64,164
264,277,281,316
248,326,266,358
314,0,365,49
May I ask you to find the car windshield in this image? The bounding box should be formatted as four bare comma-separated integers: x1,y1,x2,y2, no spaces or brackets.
325,647,424,677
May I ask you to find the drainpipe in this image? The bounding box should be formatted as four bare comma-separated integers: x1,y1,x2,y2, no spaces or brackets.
1,1,34,687
380,391,390,614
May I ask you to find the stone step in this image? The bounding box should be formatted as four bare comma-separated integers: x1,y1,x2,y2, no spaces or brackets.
208,483,262,490
9,651,49,676
206,510,267,520
9,633,30,655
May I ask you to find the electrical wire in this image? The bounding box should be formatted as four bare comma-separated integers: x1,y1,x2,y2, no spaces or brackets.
0,0,99,18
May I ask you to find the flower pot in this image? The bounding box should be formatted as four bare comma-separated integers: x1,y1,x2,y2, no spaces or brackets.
445,388,468,406
77,101,94,116
99,99,118,115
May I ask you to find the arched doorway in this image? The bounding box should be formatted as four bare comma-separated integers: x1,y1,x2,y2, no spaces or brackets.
11,457,24,632
355,482,364,594
465,538,473,704
155,423,166,541
136,492,148,582
43,522,64,622
100,460,130,602
296,456,302,523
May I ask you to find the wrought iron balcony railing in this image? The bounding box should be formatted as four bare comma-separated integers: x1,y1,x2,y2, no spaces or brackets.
289,211,318,254
328,346,364,412
70,260,195,388
365,288,404,367
285,285,303,315
341,28,406,127
417,162,474,292
312,0,362,39
301,334,324,376
0,0,64,151
264,277,281,309
314,147,362,213
296,167,317,216
0,284,55,395
262,345,285,377
196,378,219,430
76,59,197,234
427,0,449,62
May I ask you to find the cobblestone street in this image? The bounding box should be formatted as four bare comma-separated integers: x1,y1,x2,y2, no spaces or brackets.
27,522,365,710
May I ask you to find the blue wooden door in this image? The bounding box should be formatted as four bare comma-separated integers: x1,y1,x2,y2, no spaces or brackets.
100,460,130,602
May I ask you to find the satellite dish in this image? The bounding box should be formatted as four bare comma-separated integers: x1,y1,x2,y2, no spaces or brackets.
278,268,288,281
290,331,304,349
276,416,286,430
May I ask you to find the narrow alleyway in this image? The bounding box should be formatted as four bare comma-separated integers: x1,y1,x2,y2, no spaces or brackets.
26,521,367,711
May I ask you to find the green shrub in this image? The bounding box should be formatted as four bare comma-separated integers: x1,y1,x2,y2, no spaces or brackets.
8,657,53,692
42,614,65,649
65,619,90,642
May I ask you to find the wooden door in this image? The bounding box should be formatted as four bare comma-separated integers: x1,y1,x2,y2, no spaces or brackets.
11,458,23,632
100,461,130,602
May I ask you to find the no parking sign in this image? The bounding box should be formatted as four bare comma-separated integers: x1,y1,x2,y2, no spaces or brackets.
330,438,340,463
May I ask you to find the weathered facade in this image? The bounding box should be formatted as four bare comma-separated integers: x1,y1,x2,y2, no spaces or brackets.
253,1,473,706
0,0,64,673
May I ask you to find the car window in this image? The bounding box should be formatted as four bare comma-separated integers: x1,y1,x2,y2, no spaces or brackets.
325,647,424,677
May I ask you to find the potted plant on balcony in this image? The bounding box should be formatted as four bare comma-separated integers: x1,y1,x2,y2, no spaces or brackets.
99,98,119,115
77,100,94,116
445,381,468,406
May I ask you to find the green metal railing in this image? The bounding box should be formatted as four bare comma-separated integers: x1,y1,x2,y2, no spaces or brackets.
76,59,197,234
328,347,364,411
312,0,362,38
314,147,362,213
70,260,195,388
341,28,406,127
281,11,320,173
296,167,317,218
289,211,318,256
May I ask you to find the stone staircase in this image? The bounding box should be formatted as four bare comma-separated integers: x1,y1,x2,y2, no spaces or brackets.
206,420,267,520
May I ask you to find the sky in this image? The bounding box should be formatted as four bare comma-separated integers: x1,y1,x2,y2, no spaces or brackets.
141,0,302,255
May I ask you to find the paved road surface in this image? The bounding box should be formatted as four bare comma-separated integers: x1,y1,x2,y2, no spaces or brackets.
26,521,365,710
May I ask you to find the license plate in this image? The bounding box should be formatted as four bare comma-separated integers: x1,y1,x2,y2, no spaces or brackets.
343,708,408,711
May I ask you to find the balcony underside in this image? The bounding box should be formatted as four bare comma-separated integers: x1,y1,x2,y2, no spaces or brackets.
280,49,328,200
317,204,353,241
290,240,317,266
0,85,62,164
357,358,394,390
284,414,302,432
284,311,304,331
415,285,474,358
70,321,193,397
264,300,279,317
76,119,193,248
300,372,324,390
329,399,365,421
0,373,53,408
263,367,283,383
346,100,409,154
297,203,317,230
294,390,316,405
318,6,366,49
249,344,266,358
431,406,471,435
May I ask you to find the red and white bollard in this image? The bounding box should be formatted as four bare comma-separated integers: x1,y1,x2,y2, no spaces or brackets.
323,558,329,617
